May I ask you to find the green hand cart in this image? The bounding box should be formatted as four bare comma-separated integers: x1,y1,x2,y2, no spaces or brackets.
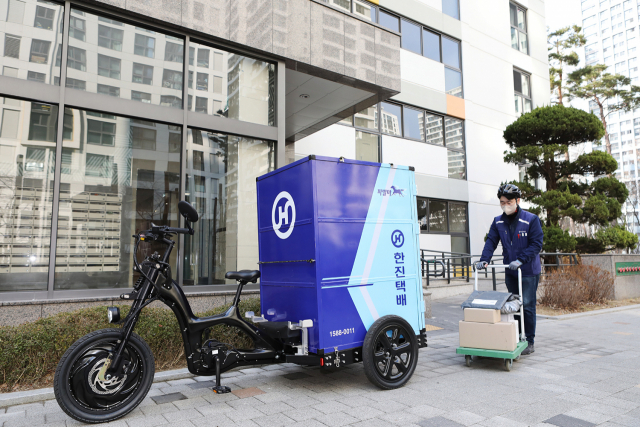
456,265,528,371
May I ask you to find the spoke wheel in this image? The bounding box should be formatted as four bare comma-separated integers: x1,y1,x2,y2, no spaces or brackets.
54,329,155,424
363,315,418,389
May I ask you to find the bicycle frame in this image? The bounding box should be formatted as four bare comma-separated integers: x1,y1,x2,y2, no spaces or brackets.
106,226,284,378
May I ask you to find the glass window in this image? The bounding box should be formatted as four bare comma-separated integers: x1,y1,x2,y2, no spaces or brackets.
196,72,209,91
54,108,183,290
447,149,466,179
354,0,376,21
66,77,86,90
195,97,208,113
27,71,45,82
0,98,56,291
339,115,353,125
401,20,421,54
422,29,440,62
134,34,155,58
444,117,464,149
510,2,528,54
98,25,123,51
97,84,119,97
131,91,151,103
442,0,460,19
429,200,448,232
514,69,532,115
67,47,86,71
165,42,183,63
355,131,379,162
69,16,86,41
330,0,350,12
188,41,275,125
34,5,55,30
445,68,463,97
4,34,21,59
449,203,467,233
425,113,444,146
183,129,274,286
403,106,423,140
133,63,153,85
380,102,402,136
97,54,121,79
29,103,57,141
132,127,157,150
354,105,377,130
379,10,400,32
442,37,460,69
160,95,182,109
29,39,51,64
162,69,182,90
417,198,428,231
0,0,62,85
87,119,116,146
67,8,184,108
197,48,210,68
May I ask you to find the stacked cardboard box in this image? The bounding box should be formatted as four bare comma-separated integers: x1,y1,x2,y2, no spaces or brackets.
459,308,518,351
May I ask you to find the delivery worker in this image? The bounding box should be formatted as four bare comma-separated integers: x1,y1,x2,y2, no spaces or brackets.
475,184,543,355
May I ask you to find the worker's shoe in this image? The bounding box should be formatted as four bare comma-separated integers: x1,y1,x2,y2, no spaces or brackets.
521,343,535,355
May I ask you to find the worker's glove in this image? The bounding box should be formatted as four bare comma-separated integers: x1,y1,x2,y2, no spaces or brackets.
475,261,488,270
509,260,523,270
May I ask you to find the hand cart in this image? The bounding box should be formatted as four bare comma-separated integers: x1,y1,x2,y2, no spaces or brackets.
456,265,528,371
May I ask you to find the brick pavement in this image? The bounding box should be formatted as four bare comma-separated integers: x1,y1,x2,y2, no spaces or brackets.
3,307,640,427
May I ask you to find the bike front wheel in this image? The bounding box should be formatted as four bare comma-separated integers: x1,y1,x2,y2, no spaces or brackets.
54,328,155,424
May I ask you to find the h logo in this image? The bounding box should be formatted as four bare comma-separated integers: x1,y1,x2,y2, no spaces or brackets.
272,191,296,239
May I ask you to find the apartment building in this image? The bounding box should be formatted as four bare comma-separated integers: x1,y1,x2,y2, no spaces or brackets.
296,0,550,258
0,0,548,303
580,0,640,239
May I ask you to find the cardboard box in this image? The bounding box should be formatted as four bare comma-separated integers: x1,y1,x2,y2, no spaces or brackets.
459,320,518,351
464,308,501,323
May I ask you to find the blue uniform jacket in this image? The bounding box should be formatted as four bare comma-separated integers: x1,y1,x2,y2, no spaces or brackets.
480,208,543,277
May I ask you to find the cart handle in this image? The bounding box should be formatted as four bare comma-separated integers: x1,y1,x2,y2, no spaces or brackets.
473,265,526,342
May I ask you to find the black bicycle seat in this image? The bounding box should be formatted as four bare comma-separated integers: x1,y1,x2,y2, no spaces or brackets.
225,270,260,282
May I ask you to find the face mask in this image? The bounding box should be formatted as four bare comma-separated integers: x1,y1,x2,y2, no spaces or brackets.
502,204,517,215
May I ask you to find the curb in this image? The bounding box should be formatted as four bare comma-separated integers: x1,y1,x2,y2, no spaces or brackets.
0,368,195,408
537,303,640,320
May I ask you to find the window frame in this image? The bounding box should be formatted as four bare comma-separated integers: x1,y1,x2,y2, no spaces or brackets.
417,197,469,239
510,1,529,55
513,67,532,115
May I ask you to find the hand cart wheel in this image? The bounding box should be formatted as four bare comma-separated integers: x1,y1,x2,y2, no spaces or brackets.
503,359,512,371
514,355,520,362
465,355,472,367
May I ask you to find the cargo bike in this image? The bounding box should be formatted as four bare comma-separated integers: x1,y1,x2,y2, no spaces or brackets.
54,156,428,423
456,264,528,371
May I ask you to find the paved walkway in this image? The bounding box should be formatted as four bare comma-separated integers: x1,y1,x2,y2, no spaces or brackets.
2,307,640,427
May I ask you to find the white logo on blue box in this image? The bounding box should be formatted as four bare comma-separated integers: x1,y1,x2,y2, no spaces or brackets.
272,191,296,239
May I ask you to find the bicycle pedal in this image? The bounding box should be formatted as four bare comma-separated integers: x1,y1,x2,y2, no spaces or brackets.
213,385,231,394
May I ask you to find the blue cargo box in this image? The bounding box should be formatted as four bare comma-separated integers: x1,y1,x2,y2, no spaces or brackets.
256,155,425,355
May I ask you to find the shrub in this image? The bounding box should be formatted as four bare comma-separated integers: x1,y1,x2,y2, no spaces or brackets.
0,298,260,392
539,265,614,310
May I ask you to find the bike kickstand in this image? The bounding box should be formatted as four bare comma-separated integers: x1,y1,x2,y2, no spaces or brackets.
212,354,231,394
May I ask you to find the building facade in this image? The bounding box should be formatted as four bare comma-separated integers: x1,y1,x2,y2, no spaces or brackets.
295,0,550,258
0,0,549,303
580,0,640,242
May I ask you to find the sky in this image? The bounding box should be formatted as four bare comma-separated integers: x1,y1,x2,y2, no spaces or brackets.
545,0,583,34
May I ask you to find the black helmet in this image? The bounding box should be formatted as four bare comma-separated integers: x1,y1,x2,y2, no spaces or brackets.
497,183,522,200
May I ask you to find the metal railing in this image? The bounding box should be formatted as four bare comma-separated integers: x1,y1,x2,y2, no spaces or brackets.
420,250,580,290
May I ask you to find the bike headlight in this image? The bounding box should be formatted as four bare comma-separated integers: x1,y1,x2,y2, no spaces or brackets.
107,307,120,323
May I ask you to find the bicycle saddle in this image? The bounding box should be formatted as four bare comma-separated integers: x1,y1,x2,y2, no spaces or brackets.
225,270,260,282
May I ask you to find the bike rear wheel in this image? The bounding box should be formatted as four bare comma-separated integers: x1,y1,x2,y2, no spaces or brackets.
54,328,154,424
